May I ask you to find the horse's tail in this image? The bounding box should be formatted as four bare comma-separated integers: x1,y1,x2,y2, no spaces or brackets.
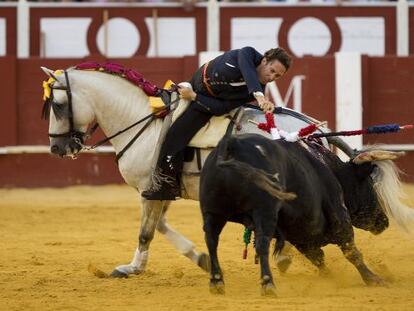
374,160,414,234
216,136,296,201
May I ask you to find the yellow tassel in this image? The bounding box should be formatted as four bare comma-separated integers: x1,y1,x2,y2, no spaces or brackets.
42,70,63,101
42,77,54,101
149,97,165,111
149,80,175,114
163,79,174,90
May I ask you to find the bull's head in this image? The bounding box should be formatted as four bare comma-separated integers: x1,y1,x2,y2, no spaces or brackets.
344,150,405,234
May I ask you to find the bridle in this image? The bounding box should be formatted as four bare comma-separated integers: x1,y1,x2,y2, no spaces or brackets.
44,69,179,161
47,70,87,147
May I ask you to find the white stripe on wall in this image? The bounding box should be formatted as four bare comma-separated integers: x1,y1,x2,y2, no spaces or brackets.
335,52,363,159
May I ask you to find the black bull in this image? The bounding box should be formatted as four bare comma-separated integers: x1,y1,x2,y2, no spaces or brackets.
200,134,389,295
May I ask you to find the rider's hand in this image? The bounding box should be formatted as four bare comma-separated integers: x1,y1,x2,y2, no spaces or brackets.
256,96,275,113
178,87,197,101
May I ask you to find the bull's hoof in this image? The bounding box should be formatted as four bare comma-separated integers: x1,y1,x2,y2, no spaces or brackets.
319,267,331,277
261,275,277,296
198,253,211,273
276,256,292,273
365,275,387,287
261,283,277,297
110,269,129,278
209,280,225,295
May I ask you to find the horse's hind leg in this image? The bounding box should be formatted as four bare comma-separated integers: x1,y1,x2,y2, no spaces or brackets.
203,213,226,294
157,202,210,272
111,199,165,278
340,240,385,286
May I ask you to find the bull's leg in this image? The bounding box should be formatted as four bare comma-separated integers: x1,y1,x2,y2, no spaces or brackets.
253,209,277,296
157,202,210,272
203,213,226,294
296,245,330,276
275,241,294,273
340,241,385,286
111,199,165,278
255,232,276,296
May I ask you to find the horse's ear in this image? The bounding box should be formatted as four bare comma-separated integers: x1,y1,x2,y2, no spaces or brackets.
41,67,66,86
41,66,55,78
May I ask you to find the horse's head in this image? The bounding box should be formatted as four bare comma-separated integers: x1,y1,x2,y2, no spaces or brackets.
339,150,406,235
41,67,96,158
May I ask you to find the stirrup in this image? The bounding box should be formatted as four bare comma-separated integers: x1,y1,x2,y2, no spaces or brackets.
141,184,180,201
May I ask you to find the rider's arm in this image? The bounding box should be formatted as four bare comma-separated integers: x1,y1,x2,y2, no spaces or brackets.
237,46,264,95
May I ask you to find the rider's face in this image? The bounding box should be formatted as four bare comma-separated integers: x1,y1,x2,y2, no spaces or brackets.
257,58,287,85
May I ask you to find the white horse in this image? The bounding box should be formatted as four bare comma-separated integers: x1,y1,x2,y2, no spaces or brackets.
41,66,414,278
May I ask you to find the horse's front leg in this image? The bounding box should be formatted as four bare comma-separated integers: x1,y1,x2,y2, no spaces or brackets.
111,199,165,278
156,202,210,272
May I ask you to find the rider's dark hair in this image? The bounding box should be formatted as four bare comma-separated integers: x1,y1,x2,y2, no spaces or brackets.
264,47,292,71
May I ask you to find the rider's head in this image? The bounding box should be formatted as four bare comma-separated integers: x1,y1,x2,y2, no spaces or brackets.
257,47,292,85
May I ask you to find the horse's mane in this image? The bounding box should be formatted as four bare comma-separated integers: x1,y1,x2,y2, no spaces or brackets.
42,62,162,120
75,62,160,97
373,160,414,234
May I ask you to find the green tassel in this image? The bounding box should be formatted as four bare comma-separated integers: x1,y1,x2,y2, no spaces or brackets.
243,227,252,245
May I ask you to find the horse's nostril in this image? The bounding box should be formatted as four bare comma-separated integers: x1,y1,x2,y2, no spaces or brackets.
51,145,59,154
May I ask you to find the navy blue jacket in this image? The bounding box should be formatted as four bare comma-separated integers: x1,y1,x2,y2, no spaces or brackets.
190,46,265,115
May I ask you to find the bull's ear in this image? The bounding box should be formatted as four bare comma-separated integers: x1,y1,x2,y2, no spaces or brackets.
352,150,405,164
354,162,376,180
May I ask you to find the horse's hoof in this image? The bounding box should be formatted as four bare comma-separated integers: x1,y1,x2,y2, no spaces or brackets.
276,256,292,273
110,269,129,278
209,280,225,295
198,253,211,273
261,283,277,297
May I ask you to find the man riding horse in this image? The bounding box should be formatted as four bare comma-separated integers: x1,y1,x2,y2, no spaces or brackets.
142,46,293,200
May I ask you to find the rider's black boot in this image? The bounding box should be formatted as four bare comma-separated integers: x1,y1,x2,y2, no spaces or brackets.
141,156,181,200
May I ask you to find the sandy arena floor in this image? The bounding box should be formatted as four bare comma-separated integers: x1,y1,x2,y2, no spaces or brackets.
1,184,414,311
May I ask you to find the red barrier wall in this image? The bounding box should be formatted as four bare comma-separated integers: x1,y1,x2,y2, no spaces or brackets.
280,56,336,128
0,57,17,145
363,56,414,146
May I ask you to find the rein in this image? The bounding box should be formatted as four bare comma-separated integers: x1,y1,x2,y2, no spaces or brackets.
84,96,180,156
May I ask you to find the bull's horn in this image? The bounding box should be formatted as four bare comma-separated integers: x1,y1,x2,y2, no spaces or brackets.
352,150,406,164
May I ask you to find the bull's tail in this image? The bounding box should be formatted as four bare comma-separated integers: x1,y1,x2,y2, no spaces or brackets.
216,136,297,201
272,228,286,258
